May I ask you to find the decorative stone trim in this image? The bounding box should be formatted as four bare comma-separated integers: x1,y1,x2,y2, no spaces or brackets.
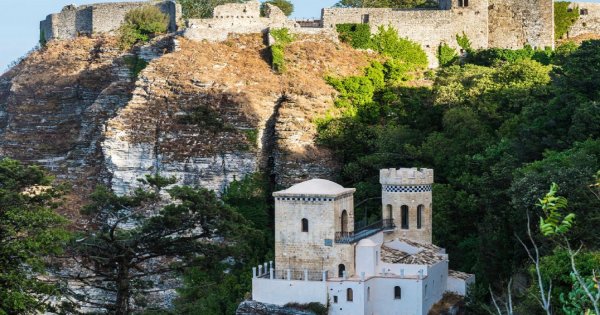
383,185,432,193
275,197,335,202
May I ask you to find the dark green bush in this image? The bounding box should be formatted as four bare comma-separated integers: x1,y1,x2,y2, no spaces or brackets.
123,55,149,78
554,2,580,40
467,46,554,66
438,43,458,67
336,23,372,49
119,6,168,49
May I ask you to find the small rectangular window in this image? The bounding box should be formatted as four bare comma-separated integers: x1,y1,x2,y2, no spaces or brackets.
333,296,338,303
361,14,370,23
581,8,589,15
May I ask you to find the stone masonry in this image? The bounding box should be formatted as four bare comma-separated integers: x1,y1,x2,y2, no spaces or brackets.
380,168,433,243
568,2,600,38
40,1,182,42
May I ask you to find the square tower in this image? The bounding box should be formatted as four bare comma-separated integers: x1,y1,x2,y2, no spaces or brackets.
273,179,356,278
380,168,434,243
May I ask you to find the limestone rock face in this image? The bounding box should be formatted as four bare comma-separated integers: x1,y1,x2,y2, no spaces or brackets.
236,300,316,315
0,33,372,208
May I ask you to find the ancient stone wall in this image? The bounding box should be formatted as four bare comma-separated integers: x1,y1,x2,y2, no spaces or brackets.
568,2,600,38
488,0,554,49
273,195,357,277
321,2,490,68
40,1,182,41
184,1,299,42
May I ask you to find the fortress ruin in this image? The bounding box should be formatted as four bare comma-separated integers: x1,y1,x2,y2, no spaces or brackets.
40,0,600,67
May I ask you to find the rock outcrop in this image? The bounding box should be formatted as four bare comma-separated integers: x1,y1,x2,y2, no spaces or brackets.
0,33,372,207
236,300,317,315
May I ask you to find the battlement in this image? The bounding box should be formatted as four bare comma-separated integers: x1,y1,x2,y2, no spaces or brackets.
380,168,434,186
40,1,182,42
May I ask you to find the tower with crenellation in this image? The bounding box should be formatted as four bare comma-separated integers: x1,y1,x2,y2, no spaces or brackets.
380,168,434,243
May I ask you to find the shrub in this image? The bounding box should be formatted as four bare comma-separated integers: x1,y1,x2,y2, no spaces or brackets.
554,2,580,40
438,43,458,67
269,28,294,73
466,46,554,66
370,26,428,69
119,6,168,49
456,31,472,53
336,23,372,49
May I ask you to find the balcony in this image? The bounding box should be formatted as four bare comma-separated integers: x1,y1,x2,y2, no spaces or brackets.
334,219,395,244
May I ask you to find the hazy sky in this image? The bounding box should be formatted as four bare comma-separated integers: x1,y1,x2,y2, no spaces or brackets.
0,0,337,72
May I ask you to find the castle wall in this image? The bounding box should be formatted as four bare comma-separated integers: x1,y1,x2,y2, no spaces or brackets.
40,1,181,41
321,4,490,68
488,0,554,49
568,2,600,38
274,194,356,277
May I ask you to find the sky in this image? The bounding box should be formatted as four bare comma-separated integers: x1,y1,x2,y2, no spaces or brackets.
0,0,338,72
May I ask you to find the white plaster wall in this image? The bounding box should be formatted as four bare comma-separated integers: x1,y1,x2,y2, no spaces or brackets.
356,241,379,277
328,280,367,315
447,274,474,296
365,277,424,315
421,261,448,314
252,278,328,306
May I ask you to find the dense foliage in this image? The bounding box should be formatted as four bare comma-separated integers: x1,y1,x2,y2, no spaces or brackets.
437,43,458,67
336,23,372,49
555,2,580,40
317,39,600,313
119,6,169,49
64,175,259,314
0,159,69,314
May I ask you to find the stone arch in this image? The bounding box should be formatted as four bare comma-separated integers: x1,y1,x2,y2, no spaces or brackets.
338,264,346,278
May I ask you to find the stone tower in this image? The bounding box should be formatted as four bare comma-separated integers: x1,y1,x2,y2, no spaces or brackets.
273,179,357,278
380,168,434,243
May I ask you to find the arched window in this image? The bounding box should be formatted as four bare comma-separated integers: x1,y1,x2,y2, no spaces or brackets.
386,204,393,220
394,286,401,299
417,205,424,229
341,210,348,234
401,205,409,229
301,218,309,232
338,264,346,278
347,288,353,301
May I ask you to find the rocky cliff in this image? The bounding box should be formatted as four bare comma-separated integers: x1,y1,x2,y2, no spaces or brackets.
0,33,372,211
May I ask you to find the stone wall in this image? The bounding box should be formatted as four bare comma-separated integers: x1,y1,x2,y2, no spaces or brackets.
273,194,357,277
40,1,182,41
184,1,299,42
321,2,489,68
488,0,554,49
568,2,600,38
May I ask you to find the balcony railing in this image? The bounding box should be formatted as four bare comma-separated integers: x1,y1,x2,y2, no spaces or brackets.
335,219,395,244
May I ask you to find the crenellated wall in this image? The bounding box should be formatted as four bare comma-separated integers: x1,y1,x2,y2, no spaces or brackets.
40,1,181,42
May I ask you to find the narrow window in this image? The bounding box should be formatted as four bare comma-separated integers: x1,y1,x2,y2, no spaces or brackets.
394,286,401,299
367,287,371,301
464,0,469,6
341,210,348,234
386,204,393,220
347,288,353,301
301,218,309,232
333,295,338,303
338,264,346,278
581,8,589,15
361,14,370,23
417,205,424,229
458,0,464,6
425,284,428,297
401,205,409,229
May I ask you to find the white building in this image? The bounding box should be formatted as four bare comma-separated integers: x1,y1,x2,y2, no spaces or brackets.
251,168,474,315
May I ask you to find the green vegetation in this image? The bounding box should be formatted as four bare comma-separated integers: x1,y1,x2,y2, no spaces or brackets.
334,0,438,8
317,39,600,313
118,6,169,50
555,2,580,40
371,26,428,68
270,28,295,73
64,175,259,314
261,0,294,16
456,31,472,53
437,43,458,67
336,23,372,49
0,159,69,314
123,55,149,78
